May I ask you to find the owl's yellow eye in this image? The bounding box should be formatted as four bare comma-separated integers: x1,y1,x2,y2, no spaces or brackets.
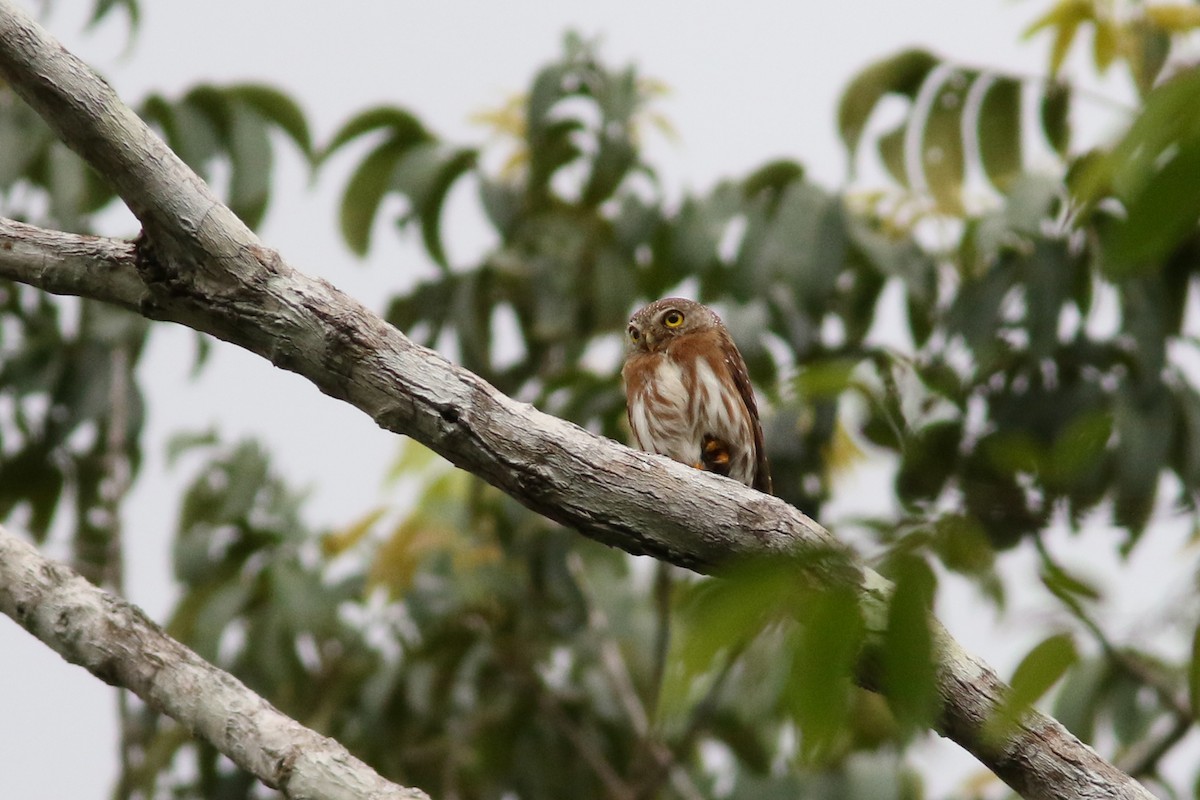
663,310,684,328
628,325,640,341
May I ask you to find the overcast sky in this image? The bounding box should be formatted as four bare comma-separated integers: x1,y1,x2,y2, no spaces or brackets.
4,2,1193,797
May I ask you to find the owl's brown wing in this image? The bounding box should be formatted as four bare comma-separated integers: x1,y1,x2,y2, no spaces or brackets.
719,329,772,495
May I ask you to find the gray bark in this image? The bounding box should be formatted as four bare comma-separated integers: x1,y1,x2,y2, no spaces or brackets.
0,2,1156,799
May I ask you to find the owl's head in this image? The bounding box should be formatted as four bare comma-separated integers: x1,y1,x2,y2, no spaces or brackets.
626,297,719,354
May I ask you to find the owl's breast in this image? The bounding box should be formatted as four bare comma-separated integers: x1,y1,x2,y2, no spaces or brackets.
623,352,697,465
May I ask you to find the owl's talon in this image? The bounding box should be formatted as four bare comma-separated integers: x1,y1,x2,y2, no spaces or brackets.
700,434,733,472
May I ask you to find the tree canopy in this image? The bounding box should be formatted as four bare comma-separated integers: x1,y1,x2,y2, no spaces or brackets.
3,1,1200,799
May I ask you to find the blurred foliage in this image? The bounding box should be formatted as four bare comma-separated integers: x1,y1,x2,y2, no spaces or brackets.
88,0,140,33
4,4,1200,800
140,83,314,228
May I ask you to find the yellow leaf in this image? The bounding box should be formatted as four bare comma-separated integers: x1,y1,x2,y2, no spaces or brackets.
368,518,447,594
469,93,527,139
959,769,1002,797
1051,18,1083,76
1022,0,1095,75
1023,0,1093,38
322,506,386,557
386,439,443,484
824,420,866,479
1091,18,1120,72
1145,3,1200,32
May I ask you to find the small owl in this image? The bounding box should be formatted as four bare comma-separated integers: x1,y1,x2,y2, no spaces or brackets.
621,298,771,494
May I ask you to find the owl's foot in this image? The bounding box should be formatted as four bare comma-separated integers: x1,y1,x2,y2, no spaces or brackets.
700,434,733,476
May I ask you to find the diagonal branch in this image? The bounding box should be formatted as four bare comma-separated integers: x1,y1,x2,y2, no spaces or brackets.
0,524,428,800
0,3,1156,800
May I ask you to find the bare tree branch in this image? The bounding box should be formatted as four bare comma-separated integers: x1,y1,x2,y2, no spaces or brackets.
0,524,429,800
0,3,1157,799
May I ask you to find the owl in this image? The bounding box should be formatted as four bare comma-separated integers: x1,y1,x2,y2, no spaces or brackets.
621,298,772,494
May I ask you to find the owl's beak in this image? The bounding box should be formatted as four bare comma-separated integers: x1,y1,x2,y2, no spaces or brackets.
642,330,658,349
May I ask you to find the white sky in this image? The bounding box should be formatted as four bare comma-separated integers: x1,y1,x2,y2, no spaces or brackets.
4,2,1195,798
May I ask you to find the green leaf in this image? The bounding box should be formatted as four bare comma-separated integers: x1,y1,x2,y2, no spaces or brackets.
837,48,939,168
1106,149,1200,274
385,275,458,342
88,0,140,30
1190,624,1200,720
527,63,569,133
139,85,315,227
787,584,864,761
738,182,846,314
192,580,252,663
1048,411,1113,487
322,106,429,160
742,159,806,206
449,271,490,372
795,357,860,400
1094,70,1200,273
977,77,1023,192
1110,671,1156,745
921,71,971,214
582,130,636,207
228,84,313,159
669,186,742,282
166,429,220,466
878,121,909,188
1172,385,1200,495
338,138,410,256
183,86,233,137
1052,657,1109,740
1127,19,1172,97
946,256,1014,369
896,419,963,504
846,216,936,307
1012,633,1080,705
527,117,585,198
1041,80,1072,158
1003,173,1064,235
47,143,89,229
53,341,116,431
660,560,802,722
1022,239,1073,359
161,97,223,176
226,104,273,229
931,514,995,577
880,555,938,735
392,144,478,269
709,712,773,773
990,633,1078,738
1112,389,1173,539
0,99,52,188
0,447,64,540
1040,555,1102,604
478,177,524,238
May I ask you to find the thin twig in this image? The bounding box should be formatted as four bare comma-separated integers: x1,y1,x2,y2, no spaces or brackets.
537,684,637,800
650,561,673,717
566,553,706,800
